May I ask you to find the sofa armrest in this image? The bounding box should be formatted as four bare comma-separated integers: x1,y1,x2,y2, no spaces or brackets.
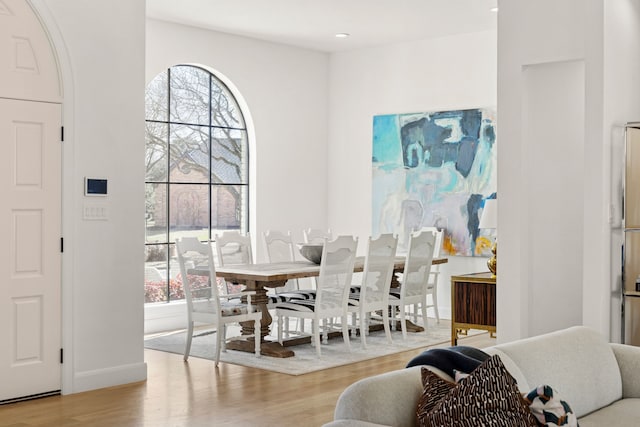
331,365,453,427
332,366,423,426
611,343,640,398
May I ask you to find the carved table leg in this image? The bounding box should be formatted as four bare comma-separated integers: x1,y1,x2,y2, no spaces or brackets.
226,280,295,358
238,279,271,341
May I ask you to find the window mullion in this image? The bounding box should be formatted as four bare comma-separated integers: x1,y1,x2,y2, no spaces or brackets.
209,74,213,242
165,67,172,302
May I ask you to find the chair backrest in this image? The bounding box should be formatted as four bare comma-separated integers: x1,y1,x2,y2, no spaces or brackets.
420,227,443,258
303,228,332,244
263,230,296,263
359,234,398,305
175,237,220,315
215,231,253,266
315,235,358,314
401,229,436,298
263,229,299,292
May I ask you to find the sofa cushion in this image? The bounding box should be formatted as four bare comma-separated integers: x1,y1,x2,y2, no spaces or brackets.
492,326,622,417
418,355,537,427
577,398,640,427
610,343,640,398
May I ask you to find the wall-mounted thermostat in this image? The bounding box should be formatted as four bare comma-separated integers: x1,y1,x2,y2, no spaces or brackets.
85,177,108,196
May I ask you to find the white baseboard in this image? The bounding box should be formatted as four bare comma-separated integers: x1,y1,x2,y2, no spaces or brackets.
70,362,147,394
145,302,188,334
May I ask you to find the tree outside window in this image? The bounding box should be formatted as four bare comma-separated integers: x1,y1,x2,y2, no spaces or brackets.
144,65,248,303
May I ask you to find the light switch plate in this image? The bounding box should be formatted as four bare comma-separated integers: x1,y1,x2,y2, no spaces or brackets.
83,203,108,220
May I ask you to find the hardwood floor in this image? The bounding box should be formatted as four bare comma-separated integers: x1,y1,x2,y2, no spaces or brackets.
0,332,494,427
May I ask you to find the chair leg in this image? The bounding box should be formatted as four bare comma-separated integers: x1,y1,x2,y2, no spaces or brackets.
283,313,290,337
314,318,322,357
254,318,261,357
382,307,392,344
432,287,440,324
360,309,367,349
400,309,408,341
364,311,370,336
341,314,351,352
390,305,397,331
184,320,194,361
310,320,315,347
215,324,223,367
221,324,227,352
277,312,283,345
421,300,428,333
322,319,328,344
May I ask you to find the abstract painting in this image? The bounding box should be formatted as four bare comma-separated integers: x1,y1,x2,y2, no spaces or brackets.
372,108,496,256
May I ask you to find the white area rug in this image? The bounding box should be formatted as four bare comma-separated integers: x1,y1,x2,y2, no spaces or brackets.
144,319,478,375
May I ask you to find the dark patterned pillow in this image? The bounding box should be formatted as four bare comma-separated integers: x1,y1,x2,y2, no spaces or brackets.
524,385,579,427
418,354,538,427
417,368,456,425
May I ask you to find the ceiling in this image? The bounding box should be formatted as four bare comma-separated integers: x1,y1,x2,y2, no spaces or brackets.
146,0,498,53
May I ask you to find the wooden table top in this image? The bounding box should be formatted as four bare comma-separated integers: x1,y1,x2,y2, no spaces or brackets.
191,256,448,283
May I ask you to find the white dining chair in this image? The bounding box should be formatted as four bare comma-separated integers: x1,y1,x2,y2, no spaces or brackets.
262,229,316,301
275,235,358,357
214,230,253,295
419,226,443,324
303,228,332,244
263,230,316,335
175,237,261,367
215,230,253,266
347,234,398,348
303,228,333,290
388,229,436,340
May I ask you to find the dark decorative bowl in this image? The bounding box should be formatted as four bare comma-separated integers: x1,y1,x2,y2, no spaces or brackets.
297,244,323,264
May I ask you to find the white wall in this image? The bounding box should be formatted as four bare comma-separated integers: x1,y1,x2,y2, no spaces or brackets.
498,0,591,342
522,59,585,336
35,0,147,393
497,0,640,343
327,31,497,318
146,19,329,256
145,19,330,332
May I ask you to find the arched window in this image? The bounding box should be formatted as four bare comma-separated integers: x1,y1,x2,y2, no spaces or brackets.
144,65,249,304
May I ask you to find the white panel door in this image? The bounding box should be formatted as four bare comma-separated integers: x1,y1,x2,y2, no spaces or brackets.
0,98,61,402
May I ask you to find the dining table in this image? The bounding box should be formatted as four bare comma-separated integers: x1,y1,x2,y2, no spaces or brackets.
190,256,448,358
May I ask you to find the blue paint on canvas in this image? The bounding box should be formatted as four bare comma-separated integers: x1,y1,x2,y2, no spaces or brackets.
372,115,402,167
372,108,497,256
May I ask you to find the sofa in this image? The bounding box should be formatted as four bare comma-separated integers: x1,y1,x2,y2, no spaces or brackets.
323,326,640,427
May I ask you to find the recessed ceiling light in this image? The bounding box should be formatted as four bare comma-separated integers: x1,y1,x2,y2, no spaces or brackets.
490,7,498,12
335,33,350,38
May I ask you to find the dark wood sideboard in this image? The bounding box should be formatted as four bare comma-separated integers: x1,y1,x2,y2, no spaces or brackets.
450,272,496,345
